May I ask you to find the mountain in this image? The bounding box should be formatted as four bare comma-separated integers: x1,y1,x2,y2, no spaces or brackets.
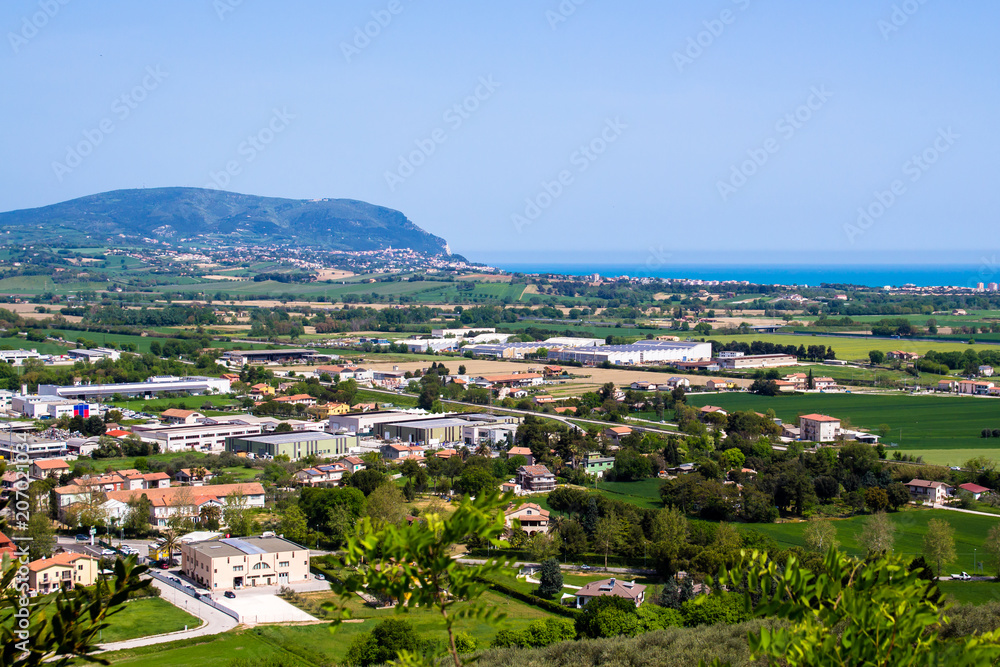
0,187,449,254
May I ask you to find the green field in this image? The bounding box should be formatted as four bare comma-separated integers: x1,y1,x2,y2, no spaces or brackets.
0,336,71,355
939,580,1000,606
97,589,557,667
742,509,999,573
687,392,1000,466
687,333,996,360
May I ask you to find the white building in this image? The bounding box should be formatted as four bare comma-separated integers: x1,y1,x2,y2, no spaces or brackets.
799,414,841,442
548,341,712,366
38,375,230,400
11,395,98,420
0,349,44,366
67,348,121,362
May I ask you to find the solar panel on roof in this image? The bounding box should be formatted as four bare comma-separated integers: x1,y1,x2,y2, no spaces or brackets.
220,537,267,555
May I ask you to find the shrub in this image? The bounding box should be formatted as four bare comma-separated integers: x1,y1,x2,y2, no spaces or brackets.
454,631,477,654
681,593,750,627
576,596,642,639
344,618,424,666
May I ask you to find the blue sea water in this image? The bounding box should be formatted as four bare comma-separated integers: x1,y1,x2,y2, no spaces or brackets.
495,263,997,289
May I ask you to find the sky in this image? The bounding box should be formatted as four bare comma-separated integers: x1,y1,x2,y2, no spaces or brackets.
1,1,997,267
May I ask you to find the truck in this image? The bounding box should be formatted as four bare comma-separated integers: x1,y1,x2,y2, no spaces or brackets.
951,572,972,580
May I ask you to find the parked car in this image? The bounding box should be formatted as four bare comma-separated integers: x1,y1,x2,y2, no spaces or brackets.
101,548,115,557
952,572,972,580
224,591,236,599
75,534,89,543
314,573,325,580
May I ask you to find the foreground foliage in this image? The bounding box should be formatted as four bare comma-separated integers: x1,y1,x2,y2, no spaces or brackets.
707,548,1000,667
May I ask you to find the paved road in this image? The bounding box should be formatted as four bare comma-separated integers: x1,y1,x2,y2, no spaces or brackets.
96,578,239,652
456,557,656,576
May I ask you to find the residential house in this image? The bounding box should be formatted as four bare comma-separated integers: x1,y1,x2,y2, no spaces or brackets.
28,553,100,593
981,366,995,377
604,426,633,445
307,402,350,418
500,481,522,495
274,394,317,407
814,377,838,390
0,531,16,558
175,467,216,486
295,463,347,486
583,453,615,478
516,465,556,493
504,503,550,535
905,478,953,504
799,414,841,442
31,458,70,480
958,482,990,500
250,383,275,398
938,380,957,392
181,536,310,590
382,443,425,461
698,406,727,417
574,578,646,609
338,456,366,474
507,446,534,465
959,380,994,396
103,482,266,528
887,351,921,361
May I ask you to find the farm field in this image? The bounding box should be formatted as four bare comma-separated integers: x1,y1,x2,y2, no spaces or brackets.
594,478,664,509
741,509,999,573
688,333,997,360
687,392,1000,465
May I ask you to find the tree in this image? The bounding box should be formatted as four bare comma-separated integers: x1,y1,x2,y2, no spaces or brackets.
222,489,254,536
23,512,55,561
344,618,424,667
199,504,221,531
575,595,640,639
886,482,911,511
537,557,563,599
274,422,293,433
868,350,886,365
279,505,309,544
559,520,588,558
923,518,957,579
124,496,153,537
708,549,1000,667
331,493,511,667
365,483,407,530
593,515,622,568
856,511,895,555
348,469,388,496
454,467,497,498
864,487,889,513
803,520,839,554
527,531,561,563
610,449,652,481
983,524,1000,580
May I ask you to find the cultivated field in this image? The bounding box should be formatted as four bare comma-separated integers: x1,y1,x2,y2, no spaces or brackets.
689,333,997,360
688,392,1000,466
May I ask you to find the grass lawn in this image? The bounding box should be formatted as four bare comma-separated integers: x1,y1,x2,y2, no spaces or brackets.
939,580,1000,606
686,392,1000,466
0,336,71,355
741,509,999,573
86,629,307,667
593,478,664,509
109,396,242,413
273,588,558,663
100,597,201,643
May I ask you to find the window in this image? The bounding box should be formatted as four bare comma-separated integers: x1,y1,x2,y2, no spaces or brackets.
279,561,289,568
252,562,270,570
233,565,244,572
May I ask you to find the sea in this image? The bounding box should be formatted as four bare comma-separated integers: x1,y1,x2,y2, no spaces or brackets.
494,263,998,290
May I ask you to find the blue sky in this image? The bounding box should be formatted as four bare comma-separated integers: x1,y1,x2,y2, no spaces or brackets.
1,0,996,266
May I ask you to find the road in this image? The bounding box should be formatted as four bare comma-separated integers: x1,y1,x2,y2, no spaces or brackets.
96,578,239,652
456,557,656,576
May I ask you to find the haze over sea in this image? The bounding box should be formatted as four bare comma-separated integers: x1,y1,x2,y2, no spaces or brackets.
495,263,997,290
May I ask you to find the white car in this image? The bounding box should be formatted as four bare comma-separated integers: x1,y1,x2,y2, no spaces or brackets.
951,572,972,580
101,548,115,557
